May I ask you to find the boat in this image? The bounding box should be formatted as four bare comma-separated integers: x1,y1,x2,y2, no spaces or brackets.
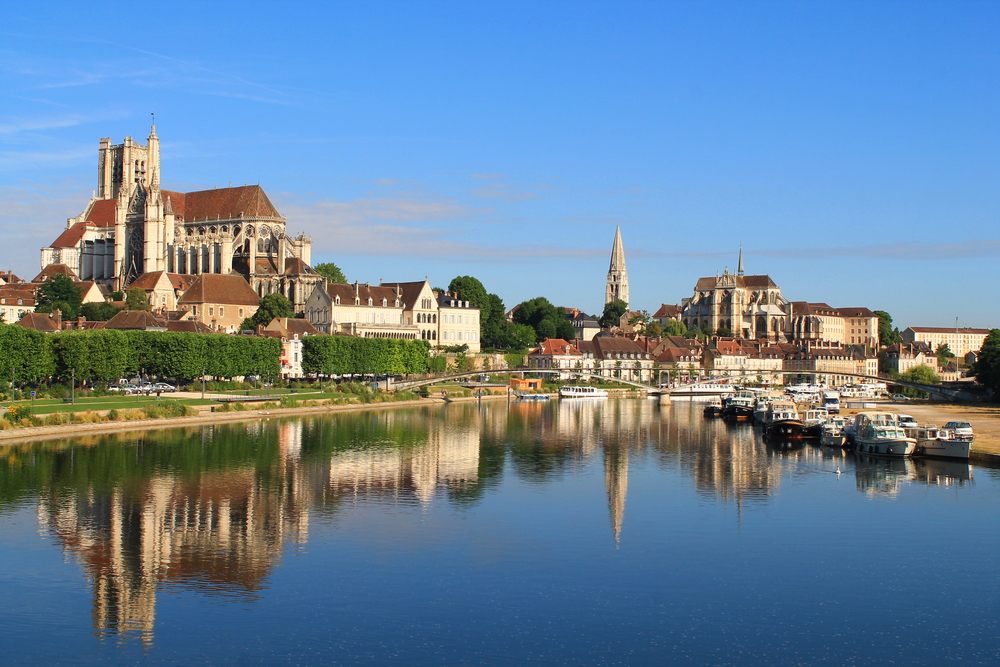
516,392,550,401
703,399,723,418
819,417,848,447
752,399,769,425
802,408,829,438
852,412,916,457
559,385,609,399
907,425,973,460
763,401,809,440
667,381,736,400
722,390,756,421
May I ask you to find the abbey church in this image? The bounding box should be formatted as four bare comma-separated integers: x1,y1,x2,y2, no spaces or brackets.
40,124,321,311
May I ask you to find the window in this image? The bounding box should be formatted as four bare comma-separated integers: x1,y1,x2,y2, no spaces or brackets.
209,307,214,316
219,307,224,317
239,308,244,317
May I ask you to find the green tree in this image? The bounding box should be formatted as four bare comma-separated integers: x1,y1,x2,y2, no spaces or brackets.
599,299,628,328
35,275,82,319
314,262,348,284
125,288,149,310
513,296,575,342
973,329,1000,398
80,302,121,321
874,310,901,347
935,343,955,365
241,292,293,330
662,319,687,337
899,363,941,397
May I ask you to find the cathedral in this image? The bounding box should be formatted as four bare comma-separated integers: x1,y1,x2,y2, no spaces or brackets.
40,124,321,311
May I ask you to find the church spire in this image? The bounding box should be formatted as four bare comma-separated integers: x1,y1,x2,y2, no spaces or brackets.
737,244,744,276
605,225,629,306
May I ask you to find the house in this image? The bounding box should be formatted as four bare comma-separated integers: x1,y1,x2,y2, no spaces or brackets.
652,304,682,327
261,317,318,379
304,281,415,338
590,335,655,383
0,270,24,285
177,274,260,333
103,310,168,331
437,291,481,353
564,308,601,342
128,271,194,312
882,342,938,376
528,338,587,377
16,310,63,332
786,303,879,348
0,284,38,324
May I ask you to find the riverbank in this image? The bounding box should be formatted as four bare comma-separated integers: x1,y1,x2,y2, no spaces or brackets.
0,392,511,447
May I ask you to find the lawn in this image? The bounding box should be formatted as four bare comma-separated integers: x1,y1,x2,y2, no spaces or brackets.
3,394,216,416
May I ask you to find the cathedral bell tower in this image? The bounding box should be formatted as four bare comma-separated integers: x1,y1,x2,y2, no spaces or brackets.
605,225,629,306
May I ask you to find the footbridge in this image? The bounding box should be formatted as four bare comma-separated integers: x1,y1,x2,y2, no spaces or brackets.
390,368,972,401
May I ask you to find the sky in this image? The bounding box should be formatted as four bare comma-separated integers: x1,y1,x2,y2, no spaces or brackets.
0,1,998,328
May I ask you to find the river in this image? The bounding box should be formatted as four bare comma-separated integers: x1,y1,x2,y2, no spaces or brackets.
1,399,998,664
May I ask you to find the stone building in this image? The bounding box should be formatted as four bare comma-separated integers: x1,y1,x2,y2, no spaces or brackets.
39,124,321,312
437,291,481,353
605,226,629,306
681,250,788,340
786,303,880,349
176,274,260,333
901,326,991,358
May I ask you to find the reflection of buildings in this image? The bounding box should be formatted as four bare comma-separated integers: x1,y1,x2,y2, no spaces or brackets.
603,445,629,545
326,412,481,504
37,421,311,646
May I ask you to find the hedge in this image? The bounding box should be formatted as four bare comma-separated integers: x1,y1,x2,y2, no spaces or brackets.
302,336,429,376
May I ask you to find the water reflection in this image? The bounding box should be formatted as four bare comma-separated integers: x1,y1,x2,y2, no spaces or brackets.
0,400,983,647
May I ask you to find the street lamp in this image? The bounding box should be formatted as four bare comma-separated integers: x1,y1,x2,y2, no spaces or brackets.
202,369,206,400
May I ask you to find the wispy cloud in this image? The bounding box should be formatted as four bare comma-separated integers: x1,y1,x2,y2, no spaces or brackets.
470,173,543,202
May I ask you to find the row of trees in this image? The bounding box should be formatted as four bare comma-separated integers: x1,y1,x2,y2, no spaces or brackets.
302,337,429,376
0,325,281,385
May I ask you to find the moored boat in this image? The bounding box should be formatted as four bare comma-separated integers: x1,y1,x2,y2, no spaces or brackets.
802,408,829,439
722,390,756,421
559,385,608,399
668,381,736,400
852,412,916,457
907,425,973,460
764,401,808,440
819,417,848,447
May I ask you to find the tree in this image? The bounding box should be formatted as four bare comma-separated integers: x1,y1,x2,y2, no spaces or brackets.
241,292,293,330
314,262,347,284
973,329,1000,398
599,299,628,329
874,310,901,347
899,364,941,397
935,343,955,365
513,296,575,343
35,275,82,319
447,276,517,350
125,288,149,310
80,302,121,321
662,319,687,337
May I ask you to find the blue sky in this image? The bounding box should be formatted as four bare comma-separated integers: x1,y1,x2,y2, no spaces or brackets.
1,1,998,328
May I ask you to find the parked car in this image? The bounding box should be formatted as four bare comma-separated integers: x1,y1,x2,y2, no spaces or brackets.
891,393,910,401
897,414,918,429
152,382,176,393
943,421,974,438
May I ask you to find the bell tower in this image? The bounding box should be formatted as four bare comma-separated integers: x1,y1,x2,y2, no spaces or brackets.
605,226,629,306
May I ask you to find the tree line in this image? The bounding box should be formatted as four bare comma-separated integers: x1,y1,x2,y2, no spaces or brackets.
0,325,281,385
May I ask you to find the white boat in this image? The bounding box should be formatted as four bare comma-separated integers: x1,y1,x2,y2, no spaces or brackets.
820,417,848,447
853,412,916,457
668,381,736,400
802,408,829,438
752,399,769,424
516,393,550,401
907,425,973,460
559,385,609,399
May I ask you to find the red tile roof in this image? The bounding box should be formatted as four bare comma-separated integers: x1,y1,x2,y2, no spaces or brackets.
0,271,24,284
104,310,167,330
178,274,260,306
908,326,989,334
171,185,282,222
653,303,681,318
32,264,79,283
536,338,580,356
49,222,90,249
16,312,61,332
84,199,117,227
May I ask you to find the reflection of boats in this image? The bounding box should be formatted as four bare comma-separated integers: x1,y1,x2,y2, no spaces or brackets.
752,399,769,425
559,385,609,399
819,417,847,447
722,391,756,421
907,426,972,460
668,381,736,400
911,458,973,486
764,401,808,440
854,455,915,497
852,412,915,457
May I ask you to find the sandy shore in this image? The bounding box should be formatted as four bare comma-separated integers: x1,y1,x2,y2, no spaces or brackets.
0,393,509,447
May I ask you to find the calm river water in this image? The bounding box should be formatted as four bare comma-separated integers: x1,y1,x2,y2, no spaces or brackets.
1,399,998,664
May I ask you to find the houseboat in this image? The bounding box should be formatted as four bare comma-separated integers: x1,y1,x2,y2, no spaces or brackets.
667,381,736,400
802,408,829,439
907,425,973,460
820,417,848,447
764,401,809,440
722,391,756,421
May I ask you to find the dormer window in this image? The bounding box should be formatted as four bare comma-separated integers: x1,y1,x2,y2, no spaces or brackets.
335,296,341,305
367,297,373,306
382,298,387,307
